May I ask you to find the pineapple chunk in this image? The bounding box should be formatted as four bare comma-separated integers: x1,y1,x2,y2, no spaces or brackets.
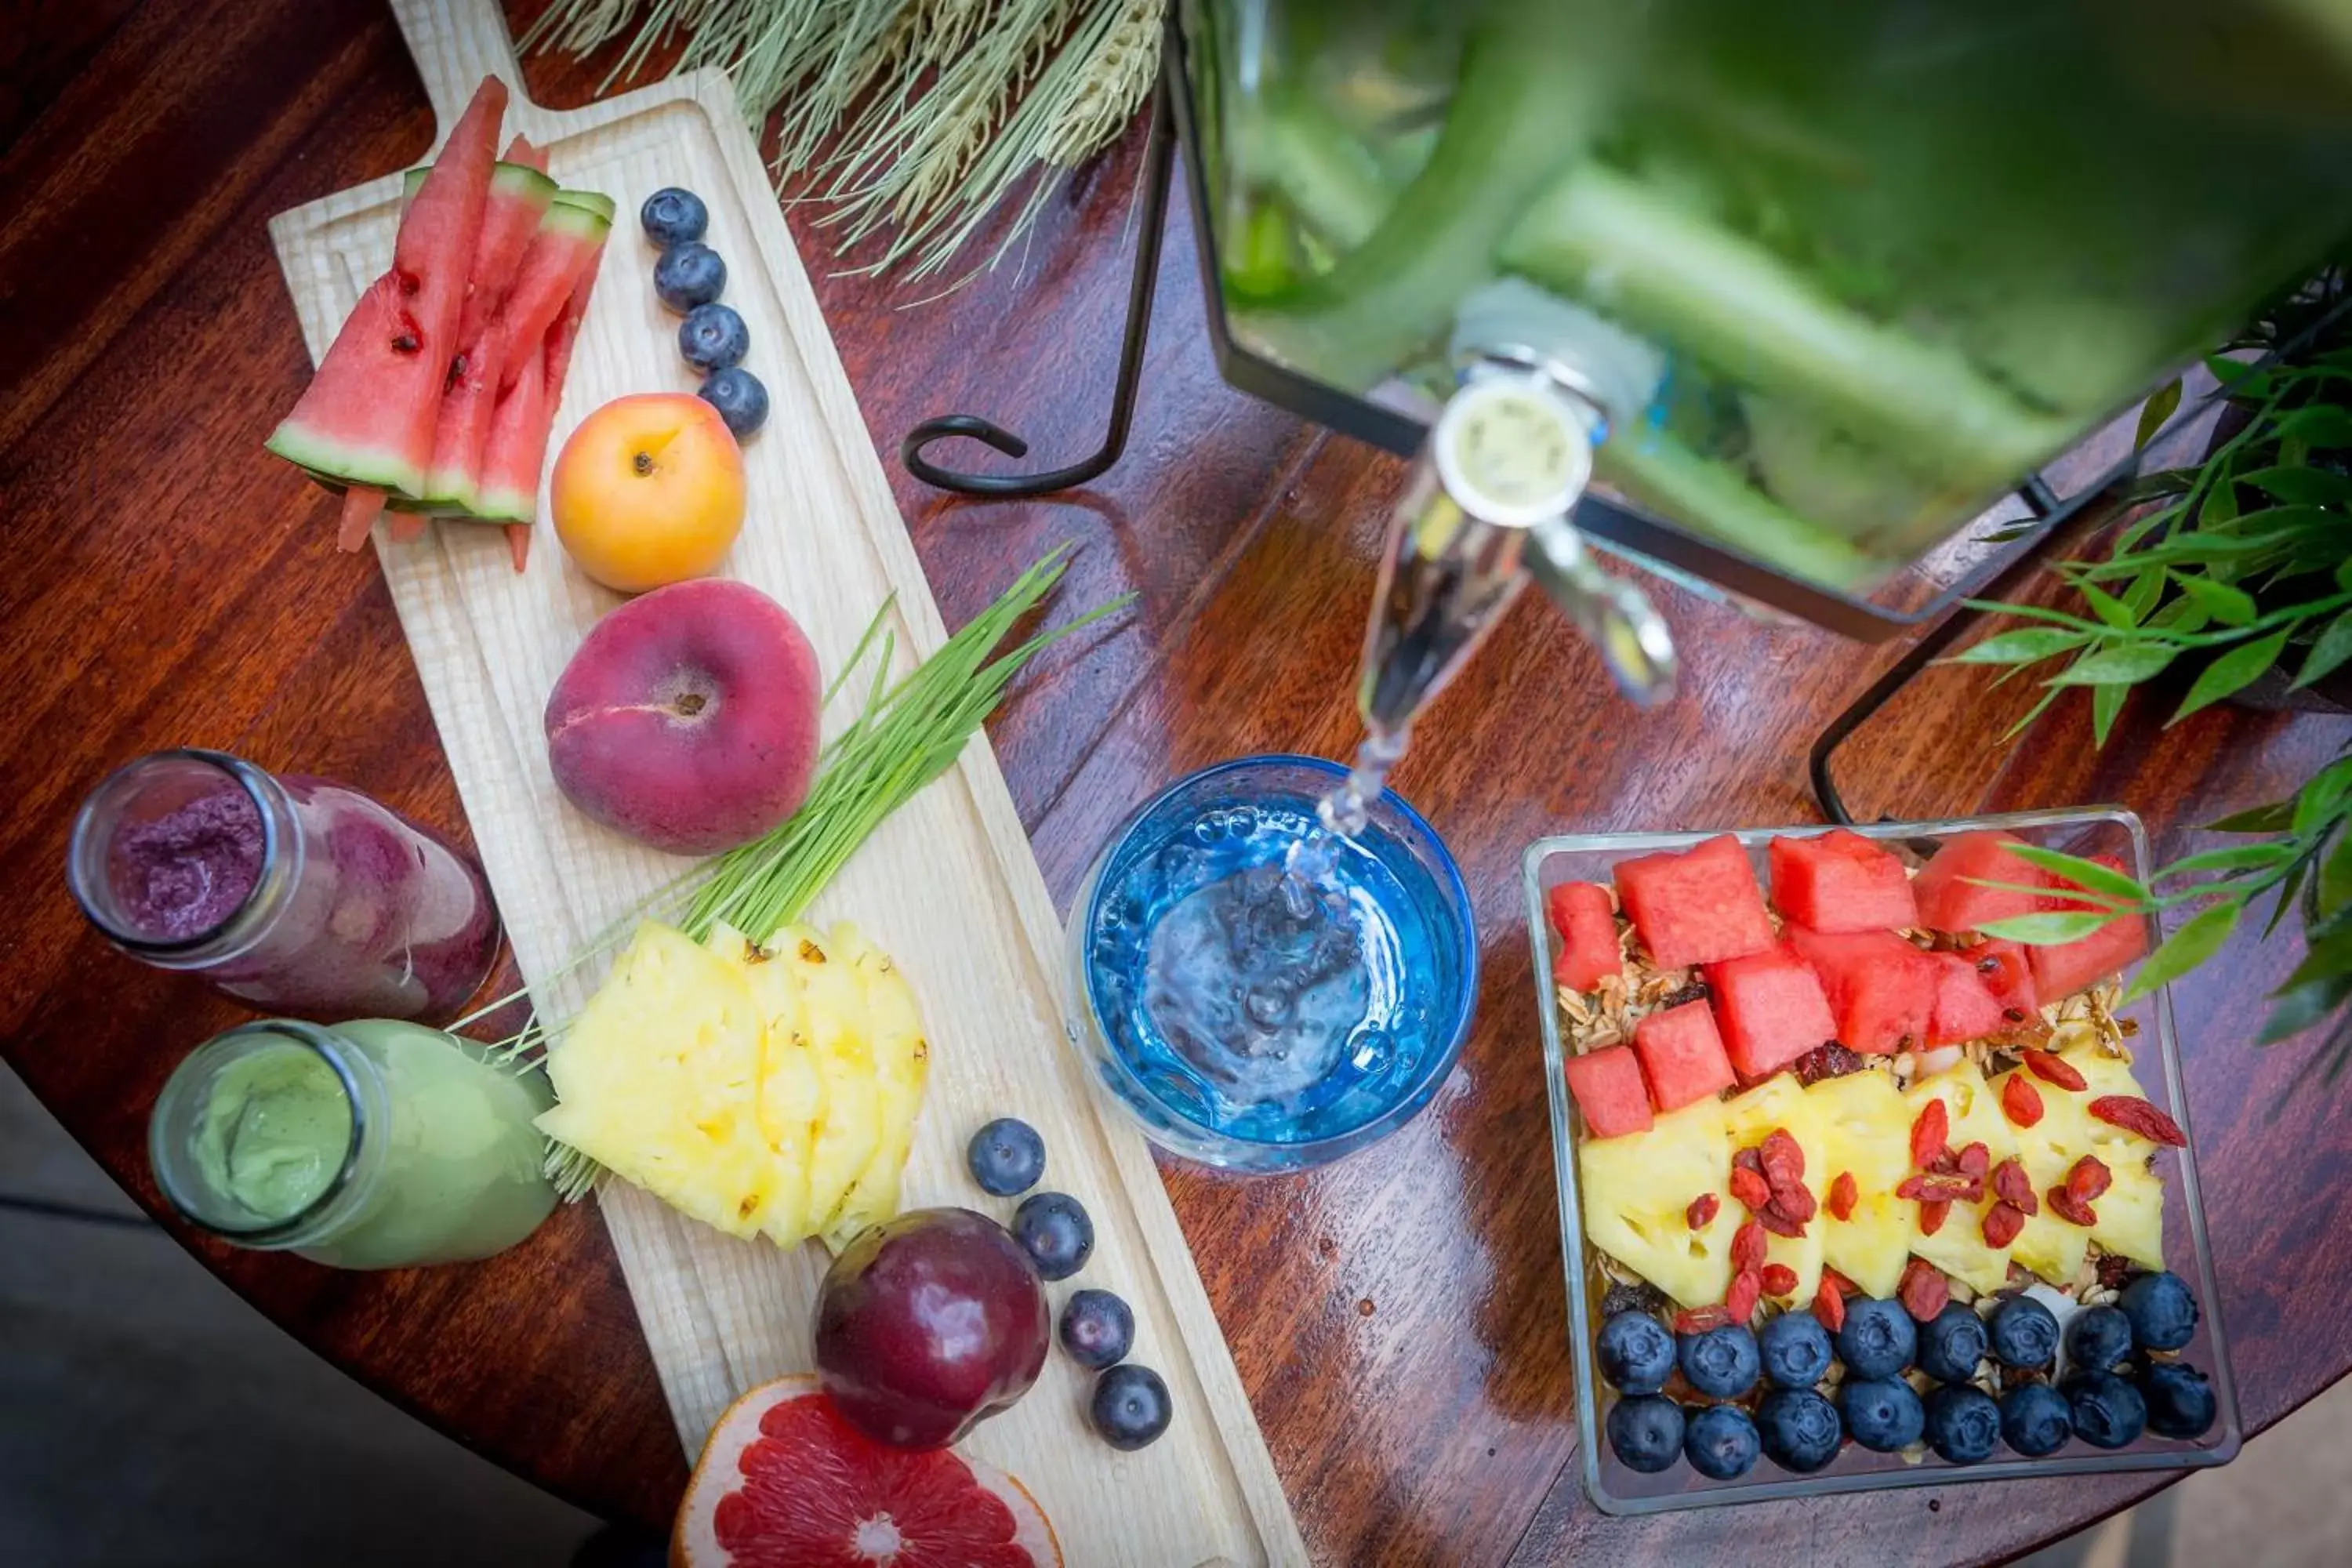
1901,1066,2020,1294
2091,1157,2166,1270
706,924,826,1248
1722,1077,1828,1303
2058,1040,2167,1157
818,922,931,1252
773,924,884,1232
536,921,780,1240
1581,1098,1741,1309
1806,1070,1913,1298
1989,1066,2092,1286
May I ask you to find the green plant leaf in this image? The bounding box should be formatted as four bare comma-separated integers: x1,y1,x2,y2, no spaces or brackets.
2075,579,2138,630
2091,680,2128,746
2161,842,2299,878
2292,757,2352,834
2133,379,2183,452
2121,901,2241,1002
2206,354,2273,398
2336,557,2352,591
1942,627,2092,667
2276,404,2352,448
2201,469,2240,525
2241,464,2352,505
1973,909,2123,945
2268,859,2312,938
2258,971,2352,1045
2206,800,2296,833
2295,608,2352,688
2169,630,2290,724
2118,566,2166,622
2002,843,2151,903
2172,572,2257,627
2048,643,2178,687
2321,828,2352,917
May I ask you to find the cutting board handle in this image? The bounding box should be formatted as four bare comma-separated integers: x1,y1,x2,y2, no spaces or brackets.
389,0,532,154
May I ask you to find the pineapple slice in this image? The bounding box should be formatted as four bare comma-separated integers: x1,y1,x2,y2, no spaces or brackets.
2058,1040,2167,1156
1722,1076,1828,1303
1901,1066,2020,1294
1806,1069,1913,1298
706,924,826,1249
536,920,780,1240
1580,1098,1742,1309
772,924,884,1232
2091,1157,2166,1270
818,922,931,1252
1988,1065,2092,1287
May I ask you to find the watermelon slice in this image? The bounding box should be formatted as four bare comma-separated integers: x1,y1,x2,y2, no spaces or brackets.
1563,1045,1653,1138
1911,830,2052,935
416,158,559,508
1632,1000,1737,1112
1768,829,1918,933
1614,835,1776,969
1785,925,1936,1055
1968,937,2042,1022
1922,951,2009,1046
1705,945,1837,1081
478,229,607,568
266,77,506,543
2028,857,2149,1000
1544,881,1620,993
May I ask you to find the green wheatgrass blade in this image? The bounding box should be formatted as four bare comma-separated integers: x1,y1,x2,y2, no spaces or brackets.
529,546,1128,1200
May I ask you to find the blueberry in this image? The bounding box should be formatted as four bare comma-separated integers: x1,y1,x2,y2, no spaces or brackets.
1924,1385,2002,1464
1835,1298,1918,1380
1605,1395,1686,1474
640,187,709,248
1839,1376,1926,1454
2063,1370,2147,1449
2140,1362,2217,1440
677,303,750,372
1011,1191,1093,1281
653,241,726,313
967,1117,1045,1196
1089,1363,1171,1450
1683,1403,1761,1480
1676,1323,1760,1400
698,367,769,438
1755,1388,1842,1473
2118,1271,2200,1353
1597,1312,1677,1396
1058,1289,1134,1370
1999,1381,2074,1457
2065,1305,2137,1376
1758,1310,1833,1390
1988,1296,2061,1370
1915,1302,1988,1384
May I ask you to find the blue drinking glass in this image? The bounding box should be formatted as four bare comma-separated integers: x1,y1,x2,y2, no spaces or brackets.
1064,755,1478,1171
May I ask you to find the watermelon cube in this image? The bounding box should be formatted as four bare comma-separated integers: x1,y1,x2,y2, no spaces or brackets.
1545,880,1621,993
1563,1045,1653,1139
1911,830,2052,935
1786,926,1936,1055
2029,857,2149,1000
1968,937,2041,1022
1633,1000,1737,1112
1704,946,1838,1081
1923,951,2009,1046
1767,829,1919,933
1614,835,1775,968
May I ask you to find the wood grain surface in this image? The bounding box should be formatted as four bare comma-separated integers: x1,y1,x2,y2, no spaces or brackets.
5,3,2350,1563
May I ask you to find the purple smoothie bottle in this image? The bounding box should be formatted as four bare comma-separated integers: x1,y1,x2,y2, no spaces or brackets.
66,749,503,1025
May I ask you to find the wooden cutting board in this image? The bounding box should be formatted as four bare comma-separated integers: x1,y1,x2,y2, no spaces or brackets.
267,3,1305,1563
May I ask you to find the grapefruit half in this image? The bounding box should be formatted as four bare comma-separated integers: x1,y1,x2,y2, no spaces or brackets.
673,1375,1061,1568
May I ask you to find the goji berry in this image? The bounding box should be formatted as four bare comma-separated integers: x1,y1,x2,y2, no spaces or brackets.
1918,1198,1951,1236
2066,1155,2113,1202
1685,1192,1719,1230
1897,1172,1984,1204
1899,1258,1950,1322
1828,1171,1859,1222
1814,1274,1846,1332
1755,1207,1806,1239
1821,1266,1857,1296
1981,1202,2027,1250
1675,1305,1733,1334
2001,1074,2045,1128
1732,1220,1768,1273
1726,1268,1762,1324
1759,1128,1806,1184
2087,1095,2187,1148
1911,1099,1950,1169
2047,1186,2099,1227
1732,1145,1766,1177
2022,1048,2088,1092
1729,1166,1773,1212
1991,1158,2038,1214
1956,1141,1991,1179
1770,1177,1817,1225
1760,1263,1799,1297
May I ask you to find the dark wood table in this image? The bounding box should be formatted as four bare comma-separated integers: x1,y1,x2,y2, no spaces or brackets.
8,4,2350,1563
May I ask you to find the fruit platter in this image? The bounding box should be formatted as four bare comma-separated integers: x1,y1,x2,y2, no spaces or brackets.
1525,811,2241,1512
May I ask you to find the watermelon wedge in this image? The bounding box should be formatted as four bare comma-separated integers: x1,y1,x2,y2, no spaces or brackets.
266,77,506,543
478,227,608,566
419,159,561,508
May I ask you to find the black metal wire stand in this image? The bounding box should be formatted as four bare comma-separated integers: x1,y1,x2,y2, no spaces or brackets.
900,88,1178,498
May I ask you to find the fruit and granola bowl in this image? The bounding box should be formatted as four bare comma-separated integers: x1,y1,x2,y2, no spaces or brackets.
1525,811,2241,1512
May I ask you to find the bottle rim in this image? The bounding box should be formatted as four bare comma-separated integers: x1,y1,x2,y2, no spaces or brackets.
66,747,293,961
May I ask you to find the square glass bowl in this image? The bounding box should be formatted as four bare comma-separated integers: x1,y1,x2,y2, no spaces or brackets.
1523,809,2241,1514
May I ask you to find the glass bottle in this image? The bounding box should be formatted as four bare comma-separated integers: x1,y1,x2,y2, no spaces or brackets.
148,1018,557,1270
67,749,501,1025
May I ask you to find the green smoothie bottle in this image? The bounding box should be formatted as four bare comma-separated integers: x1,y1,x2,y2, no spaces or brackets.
149,1018,557,1269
